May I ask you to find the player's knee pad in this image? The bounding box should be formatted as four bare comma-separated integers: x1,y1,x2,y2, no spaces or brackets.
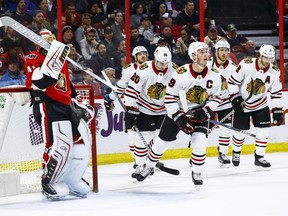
150,136,170,155
43,121,73,184
190,132,207,154
127,130,137,146
255,127,269,140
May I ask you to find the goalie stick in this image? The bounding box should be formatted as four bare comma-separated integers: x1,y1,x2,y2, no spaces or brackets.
0,16,116,92
178,90,257,138
101,71,179,176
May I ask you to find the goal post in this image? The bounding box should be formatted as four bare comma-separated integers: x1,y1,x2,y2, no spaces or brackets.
0,85,98,195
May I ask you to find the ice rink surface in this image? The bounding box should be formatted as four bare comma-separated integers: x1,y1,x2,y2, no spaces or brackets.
0,152,288,216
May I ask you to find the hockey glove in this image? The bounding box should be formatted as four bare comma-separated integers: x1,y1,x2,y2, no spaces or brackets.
124,106,139,130
172,111,194,135
188,106,214,124
72,95,95,124
231,94,244,113
104,94,115,112
272,108,283,126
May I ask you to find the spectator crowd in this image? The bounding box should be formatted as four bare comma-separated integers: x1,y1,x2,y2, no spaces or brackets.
0,0,275,94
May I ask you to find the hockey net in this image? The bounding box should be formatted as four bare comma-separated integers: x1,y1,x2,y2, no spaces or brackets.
0,85,98,194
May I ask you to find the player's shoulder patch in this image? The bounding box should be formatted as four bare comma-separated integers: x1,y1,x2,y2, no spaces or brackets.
25,53,37,60
123,63,131,69
272,64,280,72
176,66,187,74
243,57,253,64
211,67,219,73
172,62,179,70
139,62,148,70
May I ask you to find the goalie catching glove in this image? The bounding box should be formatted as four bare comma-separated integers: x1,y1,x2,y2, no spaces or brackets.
104,94,115,112
72,95,95,124
172,111,194,135
272,108,283,126
187,106,214,124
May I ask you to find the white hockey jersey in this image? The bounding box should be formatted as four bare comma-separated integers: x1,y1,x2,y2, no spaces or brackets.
165,63,223,117
206,58,237,111
228,57,282,112
124,60,178,115
109,63,138,100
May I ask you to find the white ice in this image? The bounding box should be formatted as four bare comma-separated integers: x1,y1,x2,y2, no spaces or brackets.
0,152,288,216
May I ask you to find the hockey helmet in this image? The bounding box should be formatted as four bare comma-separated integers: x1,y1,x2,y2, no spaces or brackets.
259,44,275,61
39,29,56,43
132,46,148,58
188,42,208,60
154,46,171,64
215,40,230,51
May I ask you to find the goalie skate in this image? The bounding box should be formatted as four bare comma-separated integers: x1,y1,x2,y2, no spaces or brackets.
254,153,271,171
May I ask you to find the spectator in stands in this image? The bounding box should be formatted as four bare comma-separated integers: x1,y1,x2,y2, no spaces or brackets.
0,57,26,87
150,2,169,32
159,14,182,41
28,10,47,32
225,24,248,52
67,43,85,81
114,52,127,79
158,25,175,52
0,41,25,76
138,15,155,44
62,2,81,31
88,1,107,31
100,67,117,95
235,39,257,63
110,11,125,42
97,0,115,23
37,0,56,27
0,27,22,55
75,13,100,44
175,0,200,39
174,27,197,65
130,25,153,59
0,0,9,15
76,67,102,96
75,0,89,14
79,27,98,61
62,25,81,54
88,42,114,75
203,0,215,30
100,26,117,58
204,24,225,51
111,38,126,67
11,0,33,27
130,2,147,28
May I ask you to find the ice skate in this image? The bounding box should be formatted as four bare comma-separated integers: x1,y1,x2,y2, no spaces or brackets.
218,152,231,168
191,171,203,190
136,166,154,182
254,153,271,171
42,182,67,201
131,164,145,179
232,151,240,167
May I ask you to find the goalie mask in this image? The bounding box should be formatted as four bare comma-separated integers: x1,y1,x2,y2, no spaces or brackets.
259,44,275,63
39,29,56,43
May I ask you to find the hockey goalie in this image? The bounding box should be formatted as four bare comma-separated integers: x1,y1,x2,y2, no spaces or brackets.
25,29,95,200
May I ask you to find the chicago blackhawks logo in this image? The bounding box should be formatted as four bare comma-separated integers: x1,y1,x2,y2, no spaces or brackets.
172,62,179,70
55,73,67,92
123,64,131,69
186,86,208,104
246,78,265,96
244,57,253,64
147,82,166,99
176,66,187,74
221,75,228,91
139,63,148,70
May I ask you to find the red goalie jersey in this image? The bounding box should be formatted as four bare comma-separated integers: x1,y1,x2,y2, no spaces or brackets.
25,50,72,105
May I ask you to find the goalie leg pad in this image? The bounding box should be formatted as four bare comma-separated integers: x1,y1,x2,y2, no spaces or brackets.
65,119,92,196
43,121,73,184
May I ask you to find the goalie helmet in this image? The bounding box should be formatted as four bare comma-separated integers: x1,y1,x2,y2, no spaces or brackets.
132,46,148,58
154,46,171,64
39,29,56,43
188,42,208,60
215,40,230,52
259,44,275,61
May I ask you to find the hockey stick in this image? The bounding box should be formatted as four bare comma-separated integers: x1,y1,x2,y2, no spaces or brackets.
178,90,257,138
101,71,179,176
0,16,116,91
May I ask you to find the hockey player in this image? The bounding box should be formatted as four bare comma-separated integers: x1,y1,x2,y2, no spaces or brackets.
123,46,178,179
25,29,95,200
135,42,222,187
228,44,283,171
104,46,148,160
207,40,237,167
